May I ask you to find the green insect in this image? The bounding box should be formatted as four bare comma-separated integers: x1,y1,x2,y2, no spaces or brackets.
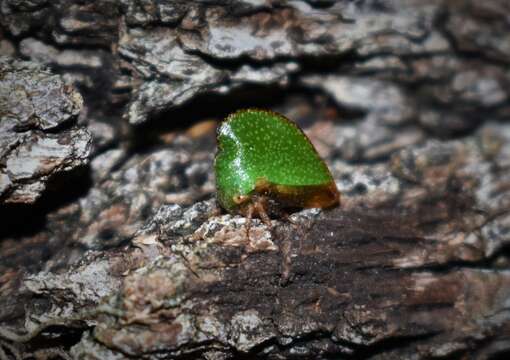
215,109,340,225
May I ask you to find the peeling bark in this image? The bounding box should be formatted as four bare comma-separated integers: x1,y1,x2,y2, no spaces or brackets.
0,57,90,204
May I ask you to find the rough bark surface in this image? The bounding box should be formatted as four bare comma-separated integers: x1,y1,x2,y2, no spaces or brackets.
1,1,510,359
0,57,90,204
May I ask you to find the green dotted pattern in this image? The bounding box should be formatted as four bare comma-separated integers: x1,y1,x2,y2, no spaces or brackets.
215,109,335,211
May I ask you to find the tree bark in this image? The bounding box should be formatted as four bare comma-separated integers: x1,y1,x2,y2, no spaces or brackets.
1,1,509,359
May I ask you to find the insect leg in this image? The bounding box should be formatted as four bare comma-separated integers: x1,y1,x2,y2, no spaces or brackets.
254,197,272,228
245,203,254,242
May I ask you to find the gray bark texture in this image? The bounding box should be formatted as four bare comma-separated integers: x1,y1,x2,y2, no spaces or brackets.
1,0,510,359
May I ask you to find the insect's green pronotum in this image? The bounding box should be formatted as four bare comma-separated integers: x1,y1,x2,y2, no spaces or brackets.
215,109,340,223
